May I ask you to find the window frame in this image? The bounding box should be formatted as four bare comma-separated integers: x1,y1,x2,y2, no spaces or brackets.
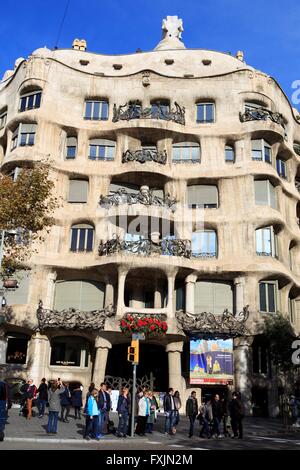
84,100,109,121
172,142,201,163
251,139,272,163
254,179,276,209
225,144,235,163
255,226,278,258
276,158,287,179
0,109,7,129
191,230,217,258
88,139,116,161
11,123,37,150
19,91,42,112
259,280,278,313
196,102,215,123
70,224,94,252
65,136,77,159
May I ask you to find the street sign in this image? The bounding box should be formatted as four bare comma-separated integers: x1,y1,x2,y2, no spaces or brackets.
132,333,145,340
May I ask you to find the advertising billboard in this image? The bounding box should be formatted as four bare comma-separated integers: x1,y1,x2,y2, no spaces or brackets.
190,338,233,385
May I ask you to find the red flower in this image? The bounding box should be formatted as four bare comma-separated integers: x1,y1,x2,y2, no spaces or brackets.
150,325,156,330
121,320,126,327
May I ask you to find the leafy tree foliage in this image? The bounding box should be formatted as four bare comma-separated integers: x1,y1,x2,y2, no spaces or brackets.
264,313,297,373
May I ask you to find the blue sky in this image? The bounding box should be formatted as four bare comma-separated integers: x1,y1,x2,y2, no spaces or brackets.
1,0,300,104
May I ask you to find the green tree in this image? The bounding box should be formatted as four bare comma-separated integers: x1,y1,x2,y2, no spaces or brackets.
264,313,297,373
0,164,59,277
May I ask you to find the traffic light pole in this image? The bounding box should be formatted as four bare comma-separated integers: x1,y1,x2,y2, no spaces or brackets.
130,362,137,438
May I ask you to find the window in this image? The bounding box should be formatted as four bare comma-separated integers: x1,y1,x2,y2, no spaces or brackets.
68,179,88,203
65,137,77,159
19,91,42,112
196,102,215,123
187,185,218,208
11,123,36,150
259,281,277,313
5,333,29,364
70,224,94,251
225,145,235,162
251,139,272,163
53,280,105,310
192,230,217,257
89,139,115,161
172,142,200,163
276,158,287,179
252,337,269,374
84,100,108,120
50,336,90,367
5,270,30,305
151,100,170,119
194,281,233,314
289,297,296,324
0,109,7,129
256,226,278,257
254,180,276,209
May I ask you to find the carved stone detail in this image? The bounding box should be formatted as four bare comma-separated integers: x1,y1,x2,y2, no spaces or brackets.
122,149,167,164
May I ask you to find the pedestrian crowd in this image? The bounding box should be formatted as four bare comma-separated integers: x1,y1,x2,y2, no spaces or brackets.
0,377,245,442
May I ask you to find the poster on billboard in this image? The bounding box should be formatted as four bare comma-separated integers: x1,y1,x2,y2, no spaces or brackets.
190,338,234,385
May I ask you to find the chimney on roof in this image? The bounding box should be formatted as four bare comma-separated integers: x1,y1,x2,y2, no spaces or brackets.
72,39,87,51
236,50,244,62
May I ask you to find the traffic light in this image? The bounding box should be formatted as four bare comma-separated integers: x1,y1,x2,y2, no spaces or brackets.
127,339,139,363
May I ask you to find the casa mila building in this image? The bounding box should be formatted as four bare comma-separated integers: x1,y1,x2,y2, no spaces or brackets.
1,16,300,417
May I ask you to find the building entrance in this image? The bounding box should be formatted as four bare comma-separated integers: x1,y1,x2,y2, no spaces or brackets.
105,343,168,392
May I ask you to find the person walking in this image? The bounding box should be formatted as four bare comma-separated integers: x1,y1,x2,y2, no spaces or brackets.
174,391,182,427
116,387,130,437
37,378,48,418
186,391,198,438
0,380,10,442
163,388,176,435
60,382,72,422
229,391,244,439
47,380,65,434
136,391,150,436
98,383,110,434
199,398,213,438
146,391,159,433
20,379,37,420
72,386,83,419
211,394,223,438
84,388,102,440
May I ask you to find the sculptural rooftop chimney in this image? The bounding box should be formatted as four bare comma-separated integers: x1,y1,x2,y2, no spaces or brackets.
154,15,186,51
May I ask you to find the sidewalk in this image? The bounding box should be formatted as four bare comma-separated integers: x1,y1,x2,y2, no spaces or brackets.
4,408,299,442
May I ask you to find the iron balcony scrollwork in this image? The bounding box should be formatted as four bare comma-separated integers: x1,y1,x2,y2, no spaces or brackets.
36,303,116,331
112,102,185,125
175,306,250,337
99,186,176,211
239,107,285,128
122,149,167,165
98,236,191,258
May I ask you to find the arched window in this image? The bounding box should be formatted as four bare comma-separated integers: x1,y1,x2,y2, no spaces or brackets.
70,223,94,251
251,139,272,163
89,139,115,161
19,89,42,112
192,230,217,257
65,136,77,159
50,336,90,367
84,99,108,120
172,142,200,163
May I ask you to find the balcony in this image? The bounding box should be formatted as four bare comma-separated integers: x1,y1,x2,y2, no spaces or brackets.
239,107,285,128
36,302,116,331
122,148,167,165
98,236,191,258
99,185,176,211
112,102,185,125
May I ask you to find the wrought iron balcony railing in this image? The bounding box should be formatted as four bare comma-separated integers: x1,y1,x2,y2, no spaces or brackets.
239,107,285,128
99,186,176,211
36,302,116,331
98,236,192,258
122,149,167,164
112,102,185,125
176,306,249,337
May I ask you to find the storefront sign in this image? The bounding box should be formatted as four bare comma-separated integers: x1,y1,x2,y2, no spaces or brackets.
190,338,233,385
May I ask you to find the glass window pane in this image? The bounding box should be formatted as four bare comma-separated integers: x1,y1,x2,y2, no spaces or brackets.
27,94,34,110
259,283,267,311
20,133,27,146
182,147,190,160
172,147,180,160
89,145,97,159
256,230,263,253
85,102,92,119
67,146,76,158
70,229,78,251
93,101,100,119
192,146,200,160
99,146,106,159
78,229,86,251
86,229,94,251
209,232,216,254
101,101,108,120
107,146,114,160
276,159,281,173
267,284,275,312
197,104,204,122
28,133,35,145
206,104,214,122
264,146,271,163
225,147,234,161
20,97,26,112
35,93,41,108
252,150,262,160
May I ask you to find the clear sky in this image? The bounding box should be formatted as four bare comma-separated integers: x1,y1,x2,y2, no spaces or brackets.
1,0,299,104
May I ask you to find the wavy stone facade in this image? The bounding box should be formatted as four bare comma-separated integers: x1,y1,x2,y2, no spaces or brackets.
1,17,300,416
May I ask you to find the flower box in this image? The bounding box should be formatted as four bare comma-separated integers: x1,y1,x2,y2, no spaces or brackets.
120,314,168,337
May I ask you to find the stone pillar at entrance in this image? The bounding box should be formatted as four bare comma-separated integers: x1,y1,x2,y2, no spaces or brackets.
27,332,50,383
185,274,197,314
233,336,253,416
92,337,112,386
166,341,184,395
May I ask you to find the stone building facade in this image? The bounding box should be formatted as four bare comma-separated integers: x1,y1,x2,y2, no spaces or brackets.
1,16,300,416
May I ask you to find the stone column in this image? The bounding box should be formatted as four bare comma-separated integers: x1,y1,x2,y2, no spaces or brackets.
234,276,245,313
45,271,57,310
166,341,184,394
27,332,50,384
92,337,112,386
154,281,163,309
104,281,114,308
117,268,127,316
185,274,197,314
131,284,144,309
167,275,176,318
0,328,7,365
233,336,253,415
